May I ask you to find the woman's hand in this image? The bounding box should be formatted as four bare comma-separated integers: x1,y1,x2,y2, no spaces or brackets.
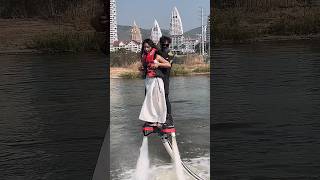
138,62,144,72
149,63,159,69
138,65,144,71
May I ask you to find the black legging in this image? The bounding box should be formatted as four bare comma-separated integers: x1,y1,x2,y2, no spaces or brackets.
165,93,171,115
163,76,171,115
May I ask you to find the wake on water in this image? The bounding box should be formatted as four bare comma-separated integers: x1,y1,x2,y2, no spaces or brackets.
131,136,209,180
134,136,150,180
119,156,209,180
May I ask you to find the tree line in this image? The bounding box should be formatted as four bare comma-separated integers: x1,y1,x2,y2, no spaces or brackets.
214,0,318,9
0,0,104,18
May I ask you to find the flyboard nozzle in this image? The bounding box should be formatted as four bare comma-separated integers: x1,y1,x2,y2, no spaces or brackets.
142,126,154,136
161,128,176,134
142,123,176,136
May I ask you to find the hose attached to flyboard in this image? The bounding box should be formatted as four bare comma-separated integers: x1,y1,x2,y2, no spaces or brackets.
161,135,206,180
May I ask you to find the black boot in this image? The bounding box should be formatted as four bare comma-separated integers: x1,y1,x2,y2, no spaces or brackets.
163,114,174,128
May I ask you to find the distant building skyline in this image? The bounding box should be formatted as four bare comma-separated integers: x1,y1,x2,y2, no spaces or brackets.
112,0,209,54
117,0,209,32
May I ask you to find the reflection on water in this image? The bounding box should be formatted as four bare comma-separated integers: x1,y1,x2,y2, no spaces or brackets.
0,53,107,179
212,41,320,179
110,76,210,179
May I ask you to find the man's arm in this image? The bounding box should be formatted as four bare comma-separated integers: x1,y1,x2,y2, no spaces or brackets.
168,50,175,65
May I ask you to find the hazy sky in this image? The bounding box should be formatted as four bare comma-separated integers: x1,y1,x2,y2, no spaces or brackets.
116,0,210,31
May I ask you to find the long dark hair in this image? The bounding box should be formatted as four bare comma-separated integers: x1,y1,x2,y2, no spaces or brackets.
140,39,158,57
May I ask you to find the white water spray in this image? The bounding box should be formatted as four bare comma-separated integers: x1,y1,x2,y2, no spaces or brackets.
134,136,150,180
171,133,186,180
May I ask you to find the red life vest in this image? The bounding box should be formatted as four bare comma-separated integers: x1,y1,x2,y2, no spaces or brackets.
143,48,157,78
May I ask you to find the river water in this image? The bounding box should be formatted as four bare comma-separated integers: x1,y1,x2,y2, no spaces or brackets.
110,76,210,179
0,53,107,179
3,40,318,179
212,40,320,179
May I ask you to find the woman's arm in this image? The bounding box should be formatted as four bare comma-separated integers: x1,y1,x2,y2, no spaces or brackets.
154,54,171,68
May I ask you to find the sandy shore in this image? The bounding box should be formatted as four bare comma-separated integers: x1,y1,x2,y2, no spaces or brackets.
110,67,136,78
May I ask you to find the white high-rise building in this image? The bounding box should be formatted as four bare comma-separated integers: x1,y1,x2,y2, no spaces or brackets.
150,19,162,45
170,7,184,52
170,7,183,36
110,0,118,51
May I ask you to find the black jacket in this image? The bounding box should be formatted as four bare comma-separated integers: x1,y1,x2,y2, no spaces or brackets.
158,49,174,94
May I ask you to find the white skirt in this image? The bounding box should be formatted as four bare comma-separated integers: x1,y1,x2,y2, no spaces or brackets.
139,77,167,123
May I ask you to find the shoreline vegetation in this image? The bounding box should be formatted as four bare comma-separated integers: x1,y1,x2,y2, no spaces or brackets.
212,5,320,44
110,49,210,79
111,64,210,79
0,18,105,54
0,0,106,54
27,31,103,53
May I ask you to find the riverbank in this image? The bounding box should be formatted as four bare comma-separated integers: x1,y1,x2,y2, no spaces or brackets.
0,19,70,52
0,18,104,54
215,34,320,46
110,52,210,78
110,64,210,79
213,6,320,43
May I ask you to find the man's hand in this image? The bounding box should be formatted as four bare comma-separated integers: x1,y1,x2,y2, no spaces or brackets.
149,63,159,69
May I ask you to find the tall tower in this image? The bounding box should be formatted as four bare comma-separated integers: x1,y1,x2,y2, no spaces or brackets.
170,7,184,52
150,19,162,45
200,7,205,56
206,16,210,43
110,0,118,50
170,7,183,36
131,20,142,43
206,15,210,57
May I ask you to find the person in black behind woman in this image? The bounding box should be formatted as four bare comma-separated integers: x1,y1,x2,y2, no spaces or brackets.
158,36,175,128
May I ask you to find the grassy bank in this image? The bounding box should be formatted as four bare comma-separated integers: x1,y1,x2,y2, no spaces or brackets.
213,6,320,43
0,18,105,53
27,31,103,53
0,0,105,53
116,64,210,79
0,0,103,20
110,49,140,67
110,50,210,79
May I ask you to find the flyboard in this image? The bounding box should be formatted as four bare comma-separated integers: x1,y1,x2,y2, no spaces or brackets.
142,124,206,180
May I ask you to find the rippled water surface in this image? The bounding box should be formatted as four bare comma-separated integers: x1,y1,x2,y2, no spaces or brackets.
212,41,320,179
110,76,210,179
0,53,107,179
